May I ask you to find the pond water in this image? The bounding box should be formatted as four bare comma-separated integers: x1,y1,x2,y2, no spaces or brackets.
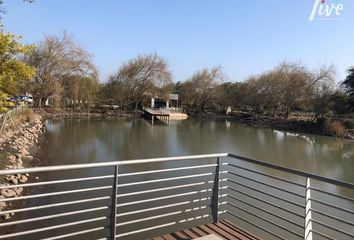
43,117,354,182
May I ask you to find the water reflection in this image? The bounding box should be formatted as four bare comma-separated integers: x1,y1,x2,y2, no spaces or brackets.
43,118,354,183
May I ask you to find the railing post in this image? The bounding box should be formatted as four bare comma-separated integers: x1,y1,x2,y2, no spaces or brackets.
304,177,313,240
110,165,118,240
211,157,220,223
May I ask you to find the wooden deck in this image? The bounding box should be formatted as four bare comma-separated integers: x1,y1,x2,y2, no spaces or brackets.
143,107,170,117
143,107,170,124
149,220,262,240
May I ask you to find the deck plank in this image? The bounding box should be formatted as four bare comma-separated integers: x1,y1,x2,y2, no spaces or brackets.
190,227,208,237
148,219,261,240
181,229,200,239
205,223,243,240
160,234,177,240
220,220,261,240
197,225,225,239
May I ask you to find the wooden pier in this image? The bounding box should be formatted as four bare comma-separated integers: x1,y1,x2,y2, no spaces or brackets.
143,107,170,124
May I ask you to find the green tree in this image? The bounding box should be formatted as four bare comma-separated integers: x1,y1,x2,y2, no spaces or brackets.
342,67,354,110
330,90,348,116
0,32,35,112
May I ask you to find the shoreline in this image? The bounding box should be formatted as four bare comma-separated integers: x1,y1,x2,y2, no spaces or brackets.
35,108,138,119
189,112,354,140
0,111,45,219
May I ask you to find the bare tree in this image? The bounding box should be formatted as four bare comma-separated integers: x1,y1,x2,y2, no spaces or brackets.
177,80,195,109
62,76,99,108
311,79,335,121
274,62,311,118
244,76,266,114
110,53,172,112
100,76,125,106
189,66,224,111
282,63,335,119
264,62,334,119
242,62,335,118
24,32,97,107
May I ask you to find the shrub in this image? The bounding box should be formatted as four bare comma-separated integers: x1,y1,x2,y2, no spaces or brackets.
324,119,346,136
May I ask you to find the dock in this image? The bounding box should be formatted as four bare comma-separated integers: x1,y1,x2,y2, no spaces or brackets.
143,107,170,124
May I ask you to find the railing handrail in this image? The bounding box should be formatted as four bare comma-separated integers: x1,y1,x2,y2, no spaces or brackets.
0,153,229,175
0,152,352,189
118,153,228,165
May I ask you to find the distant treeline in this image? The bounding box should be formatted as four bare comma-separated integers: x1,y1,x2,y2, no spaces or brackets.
174,63,354,121
1,31,354,122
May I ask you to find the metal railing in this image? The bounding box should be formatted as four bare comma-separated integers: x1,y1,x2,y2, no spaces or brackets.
0,153,352,240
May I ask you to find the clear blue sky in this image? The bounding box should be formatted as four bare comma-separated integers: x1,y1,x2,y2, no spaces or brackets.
3,0,354,83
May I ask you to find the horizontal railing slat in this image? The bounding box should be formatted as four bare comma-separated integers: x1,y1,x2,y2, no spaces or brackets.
117,200,198,217
226,163,306,187
227,194,304,228
117,153,229,165
0,185,112,202
228,153,354,189
117,180,218,198
118,163,218,177
227,178,305,208
310,208,354,226
0,216,107,239
227,202,304,238
226,210,287,240
0,206,108,227
310,198,354,214
226,186,304,218
40,227,106,240
309,186,354,202
227,171,305,198
117,188,227,207
310,230,337,240
0,196,110,215
312,219,354,238
118,172,218,187
0,175,114,189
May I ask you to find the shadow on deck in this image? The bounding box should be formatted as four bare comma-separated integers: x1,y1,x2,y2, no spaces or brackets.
150,220,261,240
